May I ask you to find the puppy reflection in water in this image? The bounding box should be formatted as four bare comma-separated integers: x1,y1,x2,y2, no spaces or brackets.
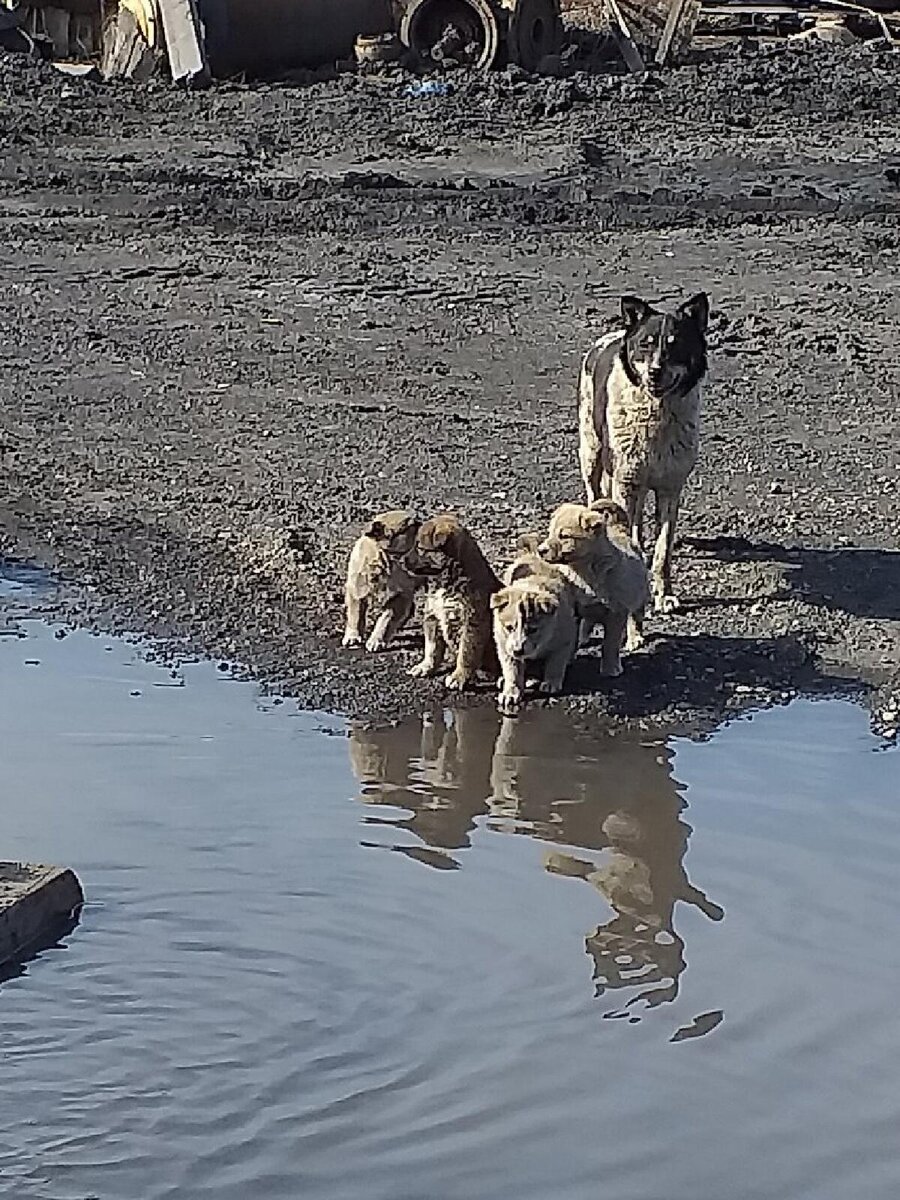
349,708,723,1023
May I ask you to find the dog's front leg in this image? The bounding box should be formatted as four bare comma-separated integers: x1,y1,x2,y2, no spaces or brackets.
343,590,367,647
578,599,605,648
599,609,628,677
497,651,526,715
613,479,647,552
652,490,681,613
366,591,414,652
540,630,577,696
445,623,484,692
625,609,645,653
580,435,605,507
409,610,445,678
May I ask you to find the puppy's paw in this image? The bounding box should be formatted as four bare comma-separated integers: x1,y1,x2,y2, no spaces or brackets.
365,633,388,653
625,630,645,653
538,678,564,696
498,690,523,716
408,660,439,679
342,632,363,649
599,660,624,678
444,670,472,691
655,592,681,614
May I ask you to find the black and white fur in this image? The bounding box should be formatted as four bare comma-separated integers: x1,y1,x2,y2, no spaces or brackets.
577,292,709,613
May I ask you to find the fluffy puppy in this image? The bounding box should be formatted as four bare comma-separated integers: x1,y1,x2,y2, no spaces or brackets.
405,513,500,691
491,566,578,716
538,501,649,678
343,510,422,652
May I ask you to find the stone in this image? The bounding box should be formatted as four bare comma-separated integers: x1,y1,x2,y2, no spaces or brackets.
0,863,84,970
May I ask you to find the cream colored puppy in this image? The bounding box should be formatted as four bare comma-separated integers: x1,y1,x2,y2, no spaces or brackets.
538,501,649,678
491,565,578,716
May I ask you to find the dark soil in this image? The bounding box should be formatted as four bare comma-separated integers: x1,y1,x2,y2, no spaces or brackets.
1,40,898,736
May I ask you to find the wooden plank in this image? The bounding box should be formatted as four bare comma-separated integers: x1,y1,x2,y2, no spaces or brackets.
158,0,209,86
0,862,84,971
607,0,647,69
656,0,692,60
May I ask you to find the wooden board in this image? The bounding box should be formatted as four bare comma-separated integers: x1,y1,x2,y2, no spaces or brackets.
561,0,702,58
0,862,84,971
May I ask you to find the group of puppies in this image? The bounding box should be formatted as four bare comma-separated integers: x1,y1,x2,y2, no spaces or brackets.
342,290,711,716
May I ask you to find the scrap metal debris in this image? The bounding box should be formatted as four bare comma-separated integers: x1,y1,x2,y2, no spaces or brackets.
0,0,895,84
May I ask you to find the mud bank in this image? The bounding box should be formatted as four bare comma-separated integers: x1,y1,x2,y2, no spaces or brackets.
0,42,898,732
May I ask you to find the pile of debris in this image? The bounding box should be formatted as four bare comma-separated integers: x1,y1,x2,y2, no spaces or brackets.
0,0,566,81
0,0,895,84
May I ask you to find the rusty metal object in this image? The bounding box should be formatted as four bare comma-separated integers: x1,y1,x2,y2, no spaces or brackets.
507,0,562,68
400,0,503,67
400,0,561,70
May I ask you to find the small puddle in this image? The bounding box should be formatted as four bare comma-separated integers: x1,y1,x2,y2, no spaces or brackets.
2,566,899,1199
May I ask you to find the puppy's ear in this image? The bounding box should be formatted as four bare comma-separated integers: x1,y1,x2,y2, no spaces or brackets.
424,515,460,551
365,519,385,540
533,591,557,615
621,295,652,330
579,510,606,532
679,292,709,334
426,525,451,550
589,499,629,526
490,589,510,612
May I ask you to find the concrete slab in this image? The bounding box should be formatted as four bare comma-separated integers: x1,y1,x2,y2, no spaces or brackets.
51,61,104,82
0,863,84,970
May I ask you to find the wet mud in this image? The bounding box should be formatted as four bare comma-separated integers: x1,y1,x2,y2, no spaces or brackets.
0,41,898,731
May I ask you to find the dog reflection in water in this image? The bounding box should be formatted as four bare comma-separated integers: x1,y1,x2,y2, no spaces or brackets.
348,708,501,865
349,708,723,1020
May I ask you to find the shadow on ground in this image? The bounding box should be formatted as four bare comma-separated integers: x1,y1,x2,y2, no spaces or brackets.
567,628,861,724
684,535,900,622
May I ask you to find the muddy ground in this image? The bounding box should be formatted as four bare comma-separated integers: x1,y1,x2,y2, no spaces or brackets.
0,40,898,735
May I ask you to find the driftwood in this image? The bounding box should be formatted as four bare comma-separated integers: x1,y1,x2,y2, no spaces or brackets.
101,4,158,79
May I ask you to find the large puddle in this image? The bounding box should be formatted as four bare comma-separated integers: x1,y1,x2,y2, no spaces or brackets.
2,568,900,1199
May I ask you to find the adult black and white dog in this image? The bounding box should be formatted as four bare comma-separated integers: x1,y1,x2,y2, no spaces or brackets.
577,292,709,615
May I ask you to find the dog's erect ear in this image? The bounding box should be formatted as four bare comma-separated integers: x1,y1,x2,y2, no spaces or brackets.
490,589,510,612
621,295,653,331
365,518,385,540
679,292,710,334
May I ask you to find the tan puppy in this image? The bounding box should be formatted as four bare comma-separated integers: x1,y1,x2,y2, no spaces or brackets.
538,501,649,678
405,513,500,691
491,566,578,716
343,510,422,652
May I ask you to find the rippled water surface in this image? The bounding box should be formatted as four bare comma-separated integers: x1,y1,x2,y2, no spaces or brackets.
2,573,900,1200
